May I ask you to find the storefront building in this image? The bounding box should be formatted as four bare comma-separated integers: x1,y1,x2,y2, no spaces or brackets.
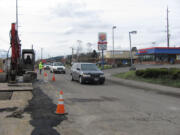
104,50,138,66
137,47,180,64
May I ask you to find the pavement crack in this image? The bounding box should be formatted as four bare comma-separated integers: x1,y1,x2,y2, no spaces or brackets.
0,107,18,112
67,96,120,103
6,109,24,118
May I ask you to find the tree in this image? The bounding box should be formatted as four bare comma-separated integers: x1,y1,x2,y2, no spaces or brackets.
76,40,83,61
87,42,93,53
131,47,138,52
92,50,97,58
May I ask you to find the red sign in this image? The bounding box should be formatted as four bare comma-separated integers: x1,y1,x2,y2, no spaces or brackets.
98,42,108,44
42,59,46,63
138,50,147,54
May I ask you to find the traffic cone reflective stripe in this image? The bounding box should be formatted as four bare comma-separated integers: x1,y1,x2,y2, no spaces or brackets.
58,99,64,101
56,90,67,115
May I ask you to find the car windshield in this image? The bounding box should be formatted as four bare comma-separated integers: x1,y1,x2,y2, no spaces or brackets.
46,63,51,66
54,63,63,66
81,64,98,71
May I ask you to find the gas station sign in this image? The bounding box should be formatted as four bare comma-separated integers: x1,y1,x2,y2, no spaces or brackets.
98,32,107,50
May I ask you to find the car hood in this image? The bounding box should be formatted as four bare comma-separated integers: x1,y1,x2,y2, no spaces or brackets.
82,70,103,74
54,66,65,68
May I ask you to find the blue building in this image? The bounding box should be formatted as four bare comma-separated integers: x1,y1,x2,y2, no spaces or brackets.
137,47,180,64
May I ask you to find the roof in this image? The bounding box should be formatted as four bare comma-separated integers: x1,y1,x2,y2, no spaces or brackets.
73,62,95,64
137,47,180,55
139,47,180,50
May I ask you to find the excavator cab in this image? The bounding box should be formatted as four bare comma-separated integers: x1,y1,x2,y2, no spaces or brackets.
22,49,37,82
22,49,35,72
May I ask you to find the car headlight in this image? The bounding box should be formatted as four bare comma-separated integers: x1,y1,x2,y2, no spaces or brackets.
100,74,105,77
82,74,91,77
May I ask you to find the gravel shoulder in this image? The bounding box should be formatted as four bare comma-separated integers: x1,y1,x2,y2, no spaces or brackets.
0,91,33,135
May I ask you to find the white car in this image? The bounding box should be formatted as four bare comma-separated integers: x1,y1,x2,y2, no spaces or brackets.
50,62,66,74
43,63,51,70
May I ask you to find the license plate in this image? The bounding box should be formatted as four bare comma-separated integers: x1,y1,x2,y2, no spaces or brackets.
94,78,99,81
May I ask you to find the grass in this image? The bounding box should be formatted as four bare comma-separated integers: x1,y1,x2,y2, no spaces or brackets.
114,71,180,88
98,65,112,70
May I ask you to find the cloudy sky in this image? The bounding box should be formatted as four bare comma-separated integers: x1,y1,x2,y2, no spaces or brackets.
0,0,180,58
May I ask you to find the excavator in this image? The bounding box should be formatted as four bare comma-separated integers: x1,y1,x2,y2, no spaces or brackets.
0,23,37,83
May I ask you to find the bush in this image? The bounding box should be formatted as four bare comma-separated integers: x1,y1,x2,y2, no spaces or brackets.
136,68,169,78
142,68,154,78
159,68,168,76
168,68,180,80
104,65,112,69
136,70,145,76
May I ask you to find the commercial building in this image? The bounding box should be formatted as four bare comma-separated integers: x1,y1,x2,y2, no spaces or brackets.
137,47,180,64
104,50,138,66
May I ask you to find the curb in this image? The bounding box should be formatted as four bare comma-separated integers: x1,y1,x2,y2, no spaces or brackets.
106,76,180,98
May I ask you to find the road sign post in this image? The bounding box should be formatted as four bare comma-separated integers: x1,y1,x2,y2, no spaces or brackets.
101,49,104,69
98,33,107,70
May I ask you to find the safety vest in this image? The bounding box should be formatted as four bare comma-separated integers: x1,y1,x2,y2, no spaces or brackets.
39,63,43,69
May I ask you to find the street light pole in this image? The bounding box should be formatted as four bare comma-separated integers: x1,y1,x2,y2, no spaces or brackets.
129,31,137,69
129,32,133,66
41,48,43,61
112,26,116,65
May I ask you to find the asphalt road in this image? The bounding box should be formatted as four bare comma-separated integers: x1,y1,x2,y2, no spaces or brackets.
35,69,180,135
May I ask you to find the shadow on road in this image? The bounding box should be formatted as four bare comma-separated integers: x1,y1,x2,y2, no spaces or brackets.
24,85,67,135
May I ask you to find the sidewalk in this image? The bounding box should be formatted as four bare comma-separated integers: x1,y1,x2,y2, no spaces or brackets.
104,64,180,97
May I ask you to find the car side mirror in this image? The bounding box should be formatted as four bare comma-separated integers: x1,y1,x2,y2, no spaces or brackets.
77,68,80,71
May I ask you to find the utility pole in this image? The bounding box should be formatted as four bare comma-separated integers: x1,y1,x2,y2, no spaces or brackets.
16,0,18,30
77,40,82,62
41,48,43,60
166,6,170,47
71,47,74,62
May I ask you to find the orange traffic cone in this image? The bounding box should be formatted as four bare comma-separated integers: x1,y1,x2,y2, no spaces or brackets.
44,72,47,76
52,73,56,81
44,72,48,82
56,91,67,115
0,69,3,73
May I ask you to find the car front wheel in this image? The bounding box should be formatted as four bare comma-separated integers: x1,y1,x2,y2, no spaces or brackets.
79,76,84,84
71,74,74,81
99,81,105,85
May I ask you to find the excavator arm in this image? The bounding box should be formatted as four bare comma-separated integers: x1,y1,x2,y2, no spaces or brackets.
9,23,21,81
